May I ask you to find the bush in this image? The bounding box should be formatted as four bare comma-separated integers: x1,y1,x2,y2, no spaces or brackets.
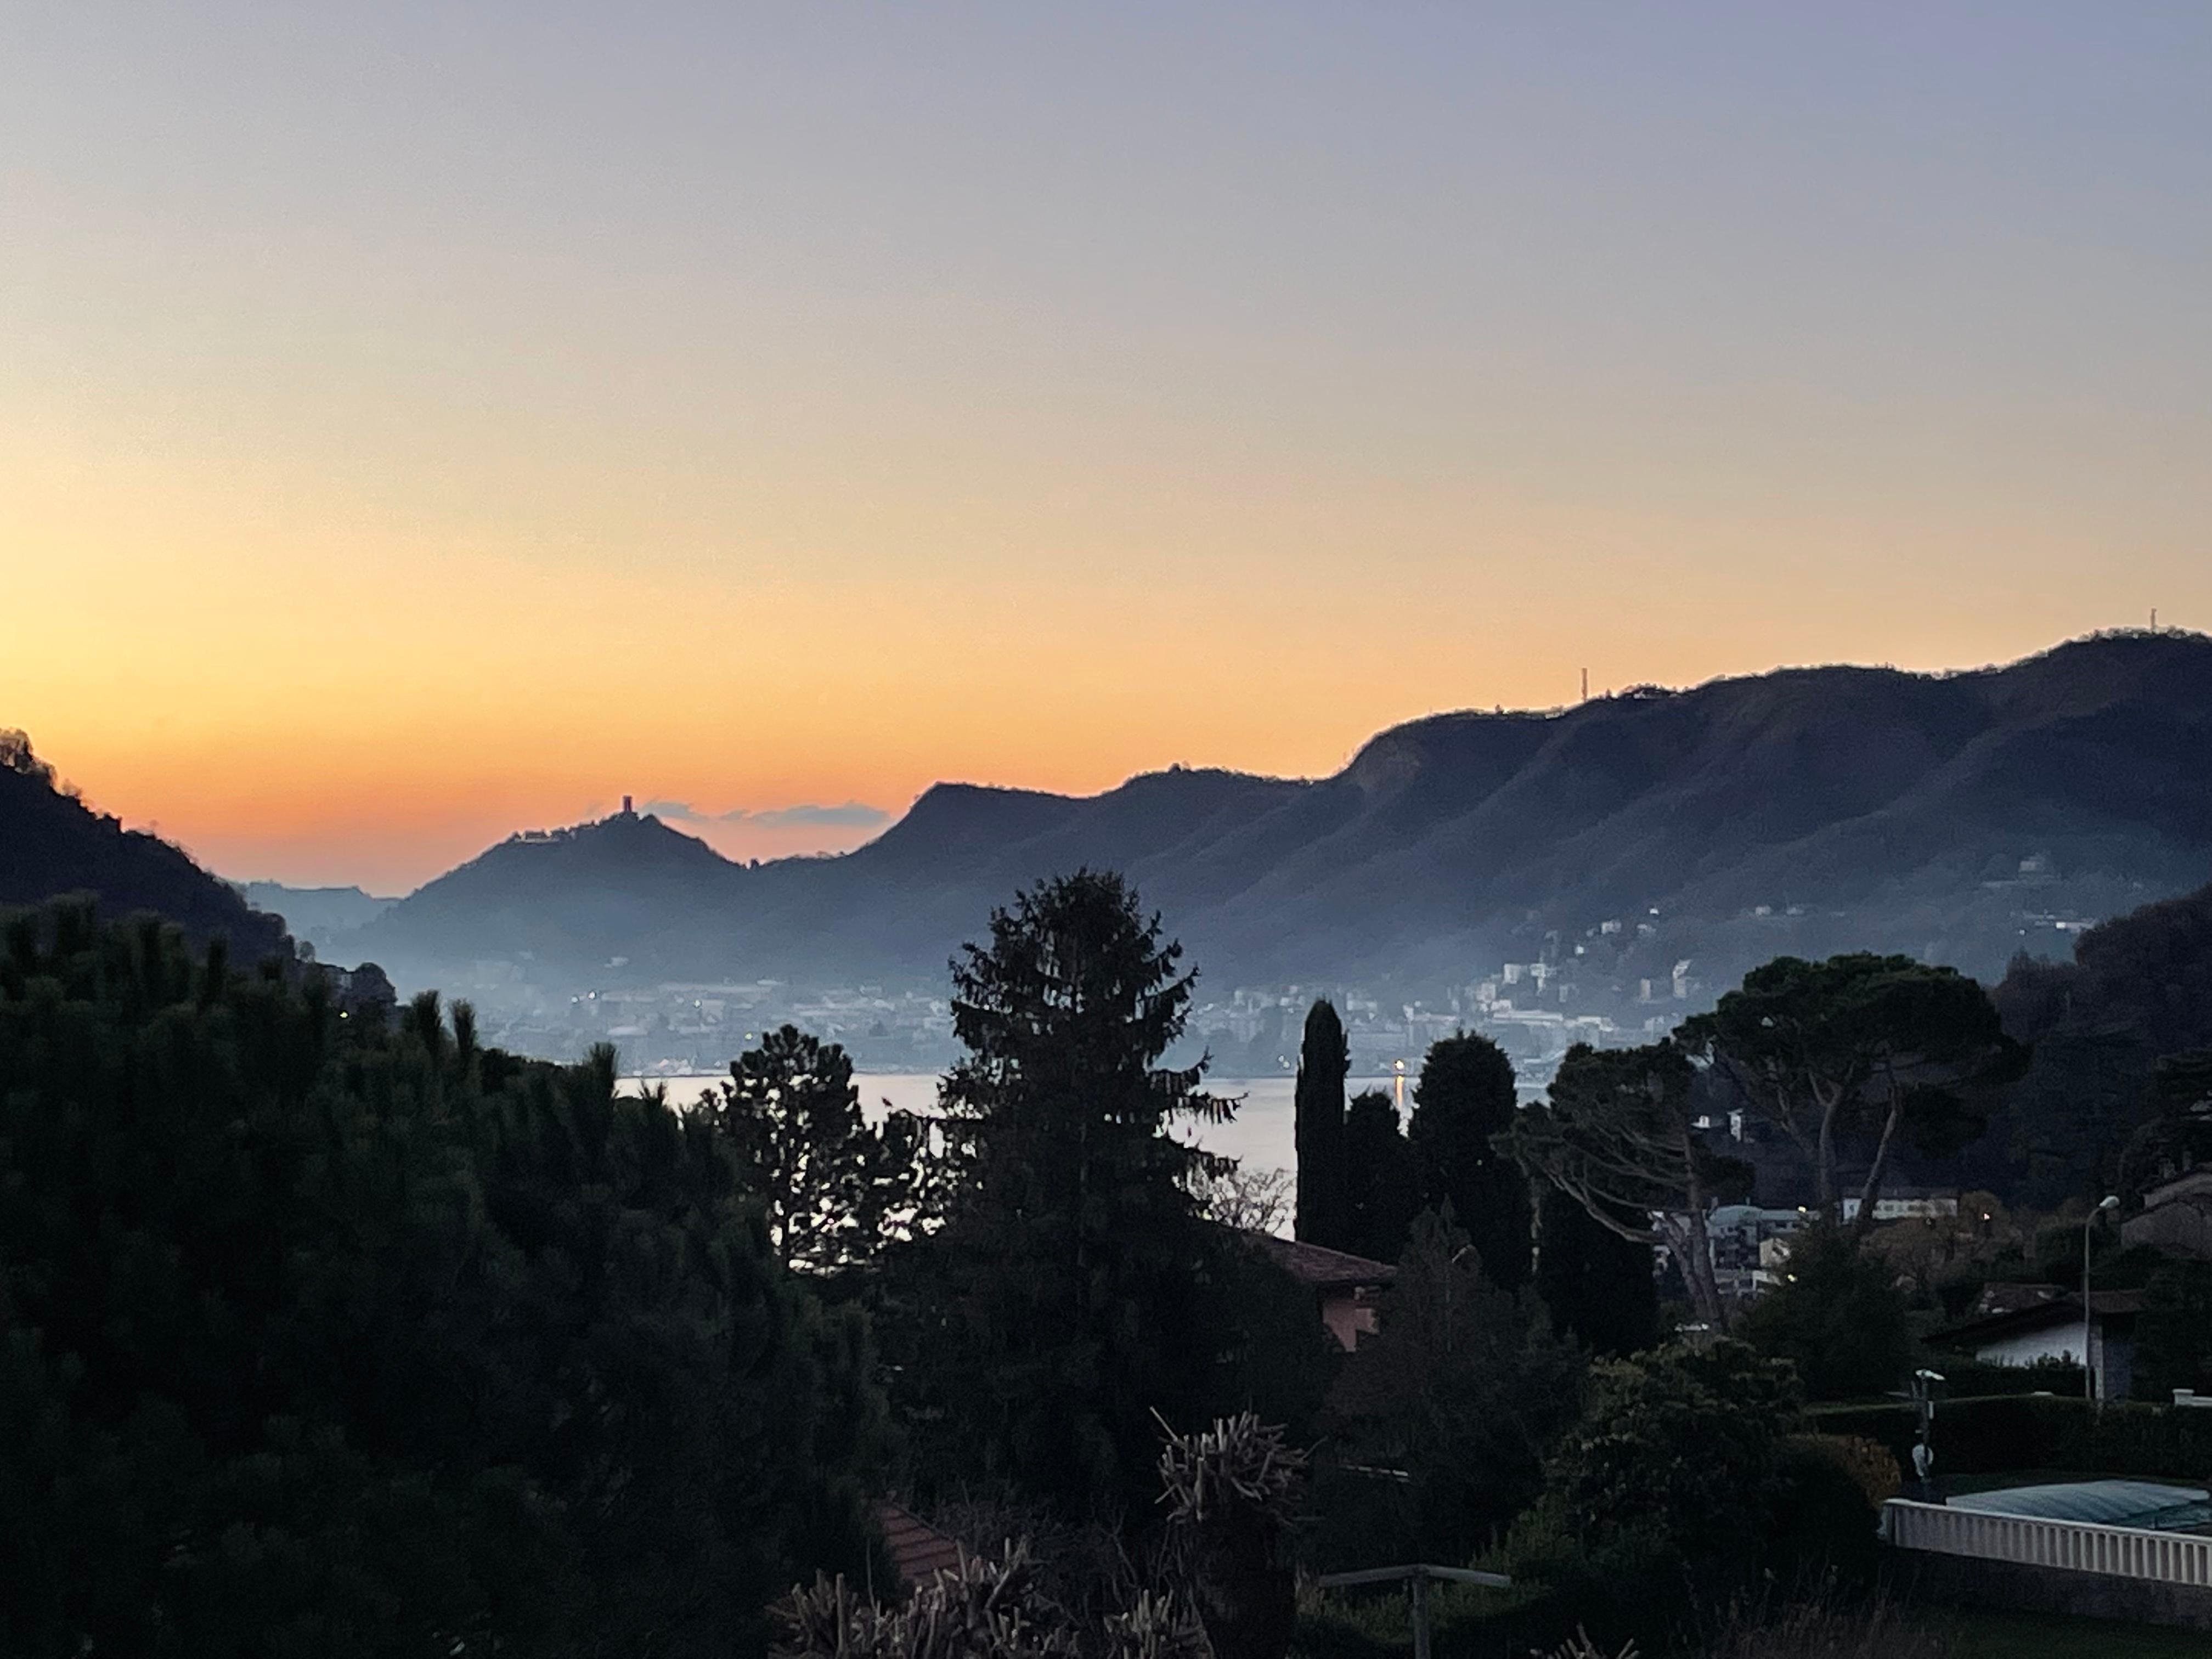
1503,1340,1803,1641
1739,1228,1912,1400
1765,1441,1881,1590
1788,1435,1901,1511
1913,1356,2082,1399
1320,1212,1585,1568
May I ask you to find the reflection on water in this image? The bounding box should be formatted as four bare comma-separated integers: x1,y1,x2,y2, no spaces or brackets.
625,1073,1326,1173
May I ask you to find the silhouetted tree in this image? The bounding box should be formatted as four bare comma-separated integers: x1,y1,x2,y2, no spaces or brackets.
1534,1187,1657,1359
1293,1000,1350,1248
920,871,1237,1518
1995,881,2212,1206
0,899,883,1658
1341,1089,1419,1263
1329,1212,1585,1562
1504,1042,1731,1329
1738,1226,1912,1400
1680,955,2020,1232
1409,1032,1531,1287
708,1024,882,1273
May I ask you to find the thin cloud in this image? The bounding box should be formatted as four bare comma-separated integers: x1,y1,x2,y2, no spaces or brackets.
640,799,891,830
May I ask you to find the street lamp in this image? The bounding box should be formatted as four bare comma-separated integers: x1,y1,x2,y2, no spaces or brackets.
1910,1368,1946,1500
2084,1195,2119,1401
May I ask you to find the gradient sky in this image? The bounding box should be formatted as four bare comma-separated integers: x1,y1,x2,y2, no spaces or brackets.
4,3,2208,891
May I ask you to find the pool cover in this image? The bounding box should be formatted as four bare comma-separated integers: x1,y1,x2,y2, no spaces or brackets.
1949,1480,2212,1531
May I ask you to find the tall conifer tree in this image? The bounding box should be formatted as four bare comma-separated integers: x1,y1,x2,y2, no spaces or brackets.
1409,1033,1532,1287
929,869,1236,1517
1294,999,1350,1247
1342,1089,1420,1263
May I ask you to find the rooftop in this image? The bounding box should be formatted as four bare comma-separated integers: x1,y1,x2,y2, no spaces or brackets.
1939,1288,2146,1347
874,1501,962,1589
1250,1233,1397,1291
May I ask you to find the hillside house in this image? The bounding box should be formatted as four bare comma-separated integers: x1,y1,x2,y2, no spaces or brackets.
1939,1288,2143,1402
2123,1167,2212,1261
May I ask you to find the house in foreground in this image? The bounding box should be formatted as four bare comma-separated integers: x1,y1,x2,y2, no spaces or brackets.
1250,1234,1395,1350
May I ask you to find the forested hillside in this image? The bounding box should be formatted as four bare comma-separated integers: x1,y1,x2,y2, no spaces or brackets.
0,731,287,962
1994,877,2212,1204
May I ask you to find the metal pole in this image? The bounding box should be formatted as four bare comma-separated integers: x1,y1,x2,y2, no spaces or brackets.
2083,1196,2118,1403
1409,1571,1430,1659
2083,1209,2094,1403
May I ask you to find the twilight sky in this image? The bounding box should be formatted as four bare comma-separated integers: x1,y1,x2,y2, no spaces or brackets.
4,2,2208,891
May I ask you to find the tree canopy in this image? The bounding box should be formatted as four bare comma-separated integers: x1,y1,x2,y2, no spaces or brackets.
1327,1212,1584,1562
1293,1000,1350,1249
705,1023,935,1274
902,871,1242,1518
1739,1227,1913,1400
1504,1041,1732,1328
1533,1186,1657,1359
1680,953,2018,1229
1340,1088,1419,1265
1509,1339,1805,1627
0,899,881,1657
1408,1032,1531,1288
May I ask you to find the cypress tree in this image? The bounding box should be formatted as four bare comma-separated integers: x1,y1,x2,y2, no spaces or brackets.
1408,1033,1532,1288
1294,1000,1350,1247
1342,1089,1420,1263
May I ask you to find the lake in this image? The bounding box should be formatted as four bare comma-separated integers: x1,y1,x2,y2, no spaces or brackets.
623,1071,1413,1175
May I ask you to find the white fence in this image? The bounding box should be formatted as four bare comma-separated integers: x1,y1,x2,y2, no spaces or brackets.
1884,1499,2212,1587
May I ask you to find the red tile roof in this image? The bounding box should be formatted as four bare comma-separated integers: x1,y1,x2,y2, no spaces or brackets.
1250,1232,1397,1291
874,1501,963,1590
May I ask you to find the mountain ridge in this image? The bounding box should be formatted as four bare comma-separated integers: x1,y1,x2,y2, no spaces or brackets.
345,631,2212,1000
1,731,291,960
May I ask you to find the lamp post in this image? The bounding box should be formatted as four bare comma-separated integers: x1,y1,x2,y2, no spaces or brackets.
1909,1368,1947,1502
2084,1194,2119,1401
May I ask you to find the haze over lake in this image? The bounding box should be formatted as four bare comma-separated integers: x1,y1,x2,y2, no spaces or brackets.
623,1073,1413,1178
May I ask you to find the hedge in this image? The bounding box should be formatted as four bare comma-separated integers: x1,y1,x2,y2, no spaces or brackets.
1915,1357,2084,1399
1808,1395,2212,1482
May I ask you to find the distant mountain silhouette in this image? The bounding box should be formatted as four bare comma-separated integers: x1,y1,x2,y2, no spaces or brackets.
236,881,397,949
345,803,751,975
0,731,289,960
353,631,2212,998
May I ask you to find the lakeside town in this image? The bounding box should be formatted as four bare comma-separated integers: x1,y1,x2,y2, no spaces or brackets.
442,883,2102,1086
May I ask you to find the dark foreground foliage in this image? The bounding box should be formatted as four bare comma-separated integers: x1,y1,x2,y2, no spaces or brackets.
0,899,882,1657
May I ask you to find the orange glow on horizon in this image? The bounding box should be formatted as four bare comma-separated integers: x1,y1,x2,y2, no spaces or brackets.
7,409,2202,890
7,6,2207,890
